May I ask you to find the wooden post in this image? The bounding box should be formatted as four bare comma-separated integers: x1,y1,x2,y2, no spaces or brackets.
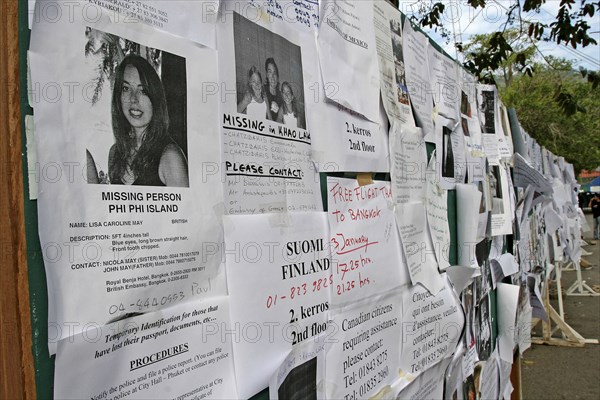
0,0,36,398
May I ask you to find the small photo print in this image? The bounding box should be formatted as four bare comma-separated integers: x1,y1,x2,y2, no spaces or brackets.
85,27,188,187
233,12,306,129
479,90,496,134
442,126,455,178
277,357,317,400
489,165,504,214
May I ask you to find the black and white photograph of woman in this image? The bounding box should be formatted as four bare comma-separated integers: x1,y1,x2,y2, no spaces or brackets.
442,126,455,178
86,28,189,187
237,65,273,121
489,166,504,214
280,82,305,129
264,58,283,122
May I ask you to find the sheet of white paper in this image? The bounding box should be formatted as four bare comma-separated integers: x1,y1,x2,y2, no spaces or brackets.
513,153,553,194
446,265,479,295
232,0,321,32
436,115,466,189
490,164,513,236
443,344,465,400
428,45,460,121
224,212,331,398
217,7,323,214
318,0,380,121
25,115,38,200
30,5,226,345
479,349,500,400
426,167,451,270
400,275,464,378
462,344,477,378
403,20,434,139
54,296,237,399
327,177,409,305
497,253,519,277
498,358,514,400
456,183,482,268
324,290,402,400
394,357,451,400
308,64,389,172
497,101,514,159
496,282,520,364
389,121,426,204
34,0,219,48
395,202,444,294
460,70,484,156
269,334,326,400
372,0,414,125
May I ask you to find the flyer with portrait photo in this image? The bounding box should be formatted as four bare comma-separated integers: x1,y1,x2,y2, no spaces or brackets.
30,2,226,347
217,5,322,214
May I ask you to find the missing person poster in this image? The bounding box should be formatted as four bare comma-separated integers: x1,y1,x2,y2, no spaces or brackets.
223,212,331,398
30,3,226,345
54,296,237,399
327,177,410,306
217,7,322,214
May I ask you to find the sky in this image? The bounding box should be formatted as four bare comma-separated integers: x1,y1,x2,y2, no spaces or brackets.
400,0,600,71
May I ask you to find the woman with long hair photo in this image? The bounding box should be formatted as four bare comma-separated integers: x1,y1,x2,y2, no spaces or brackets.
237,65,272,121
264,57,283,122
108,54,188,187
280,81,305,129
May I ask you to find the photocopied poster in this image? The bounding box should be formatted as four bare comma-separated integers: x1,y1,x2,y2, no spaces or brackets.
217,7,322,214
269,333,327,400
324,290,402,400
426,160,451,271
435,115,466,190
327,177,409,306
30,4,226,344
54,296,237,399
224,212,331,398
389,121,427,204
373,0,414,125
318,0,380,122
428,45,460,121
399,275,464,380
460,69,484,156
403,19,434,139
490,163,513,236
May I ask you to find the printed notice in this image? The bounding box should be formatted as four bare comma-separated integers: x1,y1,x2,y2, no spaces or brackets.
403,20,434,139
373,0,414,125
318,0,380,121
224,212,331,398
54,297,237,399
324,291,402,400
389,121,427,204
400,275,464,378
327,177,409,306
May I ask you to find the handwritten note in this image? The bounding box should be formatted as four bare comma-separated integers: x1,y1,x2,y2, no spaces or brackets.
327,177,409,306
